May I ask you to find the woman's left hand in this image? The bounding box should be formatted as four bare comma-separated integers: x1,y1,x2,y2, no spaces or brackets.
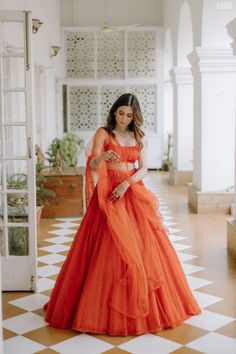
109,181,130,201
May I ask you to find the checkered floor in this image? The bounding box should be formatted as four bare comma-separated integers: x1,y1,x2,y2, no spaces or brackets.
2,173,236,354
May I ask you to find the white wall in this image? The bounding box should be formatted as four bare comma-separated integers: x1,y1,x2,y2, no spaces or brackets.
202,0,236,47
0,0,63,149
61,0,163,27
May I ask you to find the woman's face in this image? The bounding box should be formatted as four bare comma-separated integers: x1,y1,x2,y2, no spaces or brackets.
114,106,133,130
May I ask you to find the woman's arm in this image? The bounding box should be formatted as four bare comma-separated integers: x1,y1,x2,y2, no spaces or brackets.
109,143,148,201
89,128,119,170
127,145,148,184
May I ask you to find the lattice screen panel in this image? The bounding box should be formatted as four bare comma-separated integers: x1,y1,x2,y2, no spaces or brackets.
100,87,127,126
129,85,157,131
69,86,98,131
97,32,124,78
65,31,95,78
127,31,156,78
64,28,160,134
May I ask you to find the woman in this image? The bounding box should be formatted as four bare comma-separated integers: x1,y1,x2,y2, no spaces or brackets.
44,93,201,335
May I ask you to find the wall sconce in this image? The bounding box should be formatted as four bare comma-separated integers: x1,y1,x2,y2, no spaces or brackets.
50,45,61,57
32,19,43,33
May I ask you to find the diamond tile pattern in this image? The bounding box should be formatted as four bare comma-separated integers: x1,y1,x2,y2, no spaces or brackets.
2,173,236,354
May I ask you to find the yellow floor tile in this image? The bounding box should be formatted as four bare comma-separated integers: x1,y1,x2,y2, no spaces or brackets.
35,349,60,354
102,348,132,354
3,328,18,340
92,334,136,346
156,323,208,345
23,325,79,346
215,320,236,339
37,249,51,257
171,347,204,354
47,274,58,281
2,302,27,320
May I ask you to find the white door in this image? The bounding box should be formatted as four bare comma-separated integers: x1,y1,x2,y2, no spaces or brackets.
0,11,37,290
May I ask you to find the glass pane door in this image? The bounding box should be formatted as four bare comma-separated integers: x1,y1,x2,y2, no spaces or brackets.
0,11,37,290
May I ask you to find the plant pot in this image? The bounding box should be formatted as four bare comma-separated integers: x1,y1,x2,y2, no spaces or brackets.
162,161,170,171
36,205,44,225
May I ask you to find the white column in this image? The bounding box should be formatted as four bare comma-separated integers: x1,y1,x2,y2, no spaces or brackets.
227,18,236,218
188,47,236,213
226,18,236,255
169,67,193,185
163,77,173,155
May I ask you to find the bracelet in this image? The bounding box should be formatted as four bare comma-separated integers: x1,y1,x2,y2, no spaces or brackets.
91,155,100,168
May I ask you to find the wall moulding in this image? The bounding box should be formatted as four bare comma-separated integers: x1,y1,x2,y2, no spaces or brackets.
188,47,236,73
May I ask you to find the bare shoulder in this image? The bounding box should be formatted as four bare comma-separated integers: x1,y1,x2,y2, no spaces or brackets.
94,127,109,140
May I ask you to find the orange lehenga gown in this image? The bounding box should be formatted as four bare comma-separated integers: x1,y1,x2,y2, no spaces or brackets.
44,131,201,336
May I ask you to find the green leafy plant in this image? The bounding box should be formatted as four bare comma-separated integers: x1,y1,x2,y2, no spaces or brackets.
7,173,27,189
46,133,84,168
36,162,63,206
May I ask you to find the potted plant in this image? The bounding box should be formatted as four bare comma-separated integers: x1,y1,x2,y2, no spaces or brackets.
35,142,65,223
162,132,173,171
46,133,84,171
35,162,59,223
40,134,85,218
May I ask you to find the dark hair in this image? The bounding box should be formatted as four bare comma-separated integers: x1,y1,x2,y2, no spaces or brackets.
104,93,145,148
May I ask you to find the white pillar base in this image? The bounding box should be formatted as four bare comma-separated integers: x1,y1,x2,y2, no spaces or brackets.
169,166,192,186
188,182,234,214
227,218,236,256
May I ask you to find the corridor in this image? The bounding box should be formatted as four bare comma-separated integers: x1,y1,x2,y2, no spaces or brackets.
2,171,236,354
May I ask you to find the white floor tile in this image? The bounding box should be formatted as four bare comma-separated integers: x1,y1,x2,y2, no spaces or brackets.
163,216,176,221
168,227,182,234
51,333,114,354
37,277,55,292
186,275,213,290
4,336,45,354
3,312,46,334
52,222,80,228
45,235,74,244
164,221,178,227
182,263,204,275
159,206,169,211
192,290,223,308
177,252,198,262
161,211,171,215
187,333,236,354
39,244,70,253
37,253,66,265
37,264,61,277
169,235,187,242
173,243,192,251
118,333,181,354
185,309,235,331
9,293,49,311
48,228,76,236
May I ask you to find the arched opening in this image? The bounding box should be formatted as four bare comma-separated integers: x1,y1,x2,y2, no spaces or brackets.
177,1,194,66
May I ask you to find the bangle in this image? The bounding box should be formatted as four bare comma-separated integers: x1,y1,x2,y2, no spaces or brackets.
91,155,100,167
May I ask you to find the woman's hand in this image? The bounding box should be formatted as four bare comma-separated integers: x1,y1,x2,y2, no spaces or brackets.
109,181,130,201
102,150,120,163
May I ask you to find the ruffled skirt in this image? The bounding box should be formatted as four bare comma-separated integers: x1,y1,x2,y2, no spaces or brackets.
44,169,201,335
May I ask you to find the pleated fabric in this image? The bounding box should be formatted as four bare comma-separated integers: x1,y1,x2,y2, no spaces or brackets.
44,133,201,336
